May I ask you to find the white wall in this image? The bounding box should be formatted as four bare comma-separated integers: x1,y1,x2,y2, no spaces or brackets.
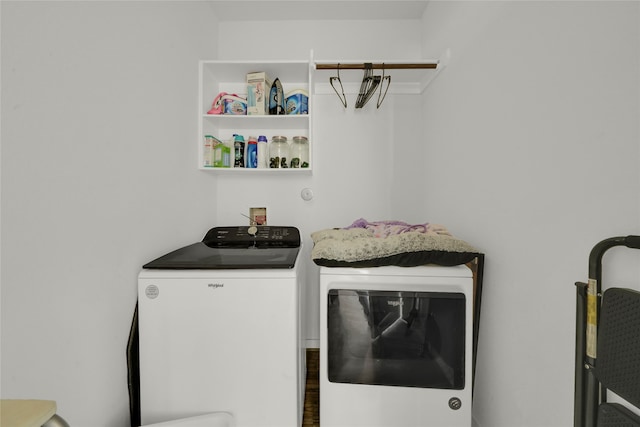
418,2,640,426
1,2,219,426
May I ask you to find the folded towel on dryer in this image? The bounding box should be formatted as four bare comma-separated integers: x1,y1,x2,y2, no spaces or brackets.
311,221,480,268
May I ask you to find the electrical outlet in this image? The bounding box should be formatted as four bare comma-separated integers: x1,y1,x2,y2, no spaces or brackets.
249,207,267,225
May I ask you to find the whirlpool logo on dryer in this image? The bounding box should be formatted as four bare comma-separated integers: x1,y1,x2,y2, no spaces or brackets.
208,283,224,289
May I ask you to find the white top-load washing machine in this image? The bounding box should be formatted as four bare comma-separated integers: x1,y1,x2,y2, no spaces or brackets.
137,226,305,427
320,264,474,427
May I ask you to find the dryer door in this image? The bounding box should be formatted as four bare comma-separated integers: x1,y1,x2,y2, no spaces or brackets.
327,290,466,389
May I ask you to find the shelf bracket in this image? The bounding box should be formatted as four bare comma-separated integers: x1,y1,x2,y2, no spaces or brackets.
419,48,451,93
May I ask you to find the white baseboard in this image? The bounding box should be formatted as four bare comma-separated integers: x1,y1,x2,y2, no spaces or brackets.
305,339,319,349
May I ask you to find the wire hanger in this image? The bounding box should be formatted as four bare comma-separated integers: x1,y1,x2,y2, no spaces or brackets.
355,63,371,108
356,63,381,109
377,64,391,108
329,64,347,108
327,62,394,109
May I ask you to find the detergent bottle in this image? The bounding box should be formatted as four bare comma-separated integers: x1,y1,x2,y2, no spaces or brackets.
246,136,258,168
234,135,245,167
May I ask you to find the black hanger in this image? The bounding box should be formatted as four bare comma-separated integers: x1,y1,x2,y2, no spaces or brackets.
377,64,391,108
356,63,381,109
329,64,347,108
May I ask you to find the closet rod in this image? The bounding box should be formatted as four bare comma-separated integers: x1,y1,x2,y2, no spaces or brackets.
316,63,437,70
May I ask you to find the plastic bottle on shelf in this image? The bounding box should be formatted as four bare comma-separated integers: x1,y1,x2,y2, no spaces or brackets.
269,136,289,168
257,135,268,169
234,134,245,168
203,135,214,167
290,136,309,168
213,142,230,168
246,136,258,168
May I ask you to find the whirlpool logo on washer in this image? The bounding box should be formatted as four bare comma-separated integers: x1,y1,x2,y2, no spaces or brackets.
208,283,224,289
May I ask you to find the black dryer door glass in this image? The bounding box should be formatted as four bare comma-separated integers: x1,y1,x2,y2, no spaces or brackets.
327,290,466,389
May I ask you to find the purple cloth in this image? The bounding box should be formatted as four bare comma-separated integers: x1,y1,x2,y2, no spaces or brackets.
344,218,435,238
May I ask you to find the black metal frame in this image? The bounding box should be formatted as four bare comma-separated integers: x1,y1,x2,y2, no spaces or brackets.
574,235,640,427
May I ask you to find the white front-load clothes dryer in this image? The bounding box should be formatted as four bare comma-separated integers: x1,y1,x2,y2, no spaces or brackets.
137,226,305,427
320,264,474,427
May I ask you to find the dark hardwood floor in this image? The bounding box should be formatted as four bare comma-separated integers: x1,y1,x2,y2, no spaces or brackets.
302,348,320,426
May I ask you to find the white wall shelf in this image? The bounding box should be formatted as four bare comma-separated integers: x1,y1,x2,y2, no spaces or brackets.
198,57,313,172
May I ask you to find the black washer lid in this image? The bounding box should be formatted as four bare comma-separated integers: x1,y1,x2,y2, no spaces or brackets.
142,226,301,269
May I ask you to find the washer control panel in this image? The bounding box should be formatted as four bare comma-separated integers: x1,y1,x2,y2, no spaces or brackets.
203,226,301,248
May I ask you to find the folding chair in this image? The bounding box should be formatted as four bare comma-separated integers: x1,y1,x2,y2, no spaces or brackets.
574,235,640,427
